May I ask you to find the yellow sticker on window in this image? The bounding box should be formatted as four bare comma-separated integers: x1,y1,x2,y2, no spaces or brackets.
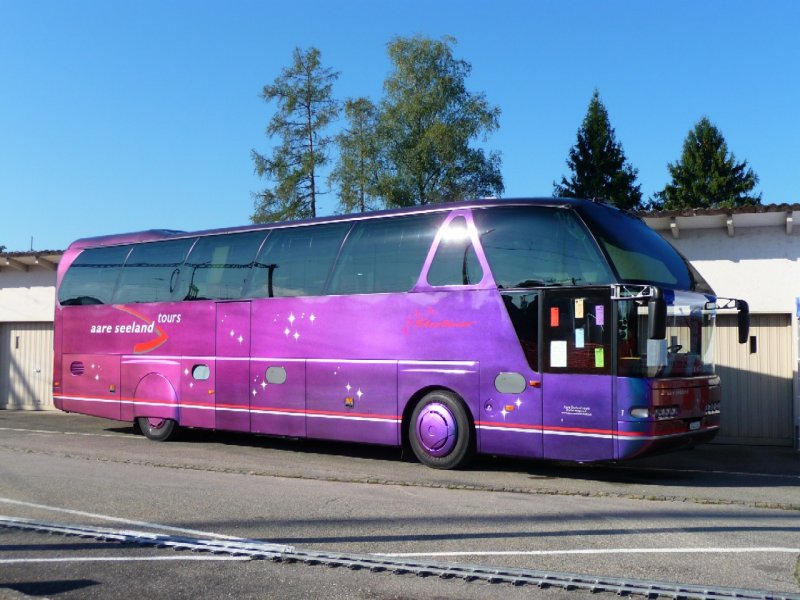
575,298,584,319
594,347,605,368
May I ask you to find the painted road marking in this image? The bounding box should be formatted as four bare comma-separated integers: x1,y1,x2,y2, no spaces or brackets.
0,556,251,564
0,426,143,440
614,465,800,481
0,497,239,541
375,547,800,558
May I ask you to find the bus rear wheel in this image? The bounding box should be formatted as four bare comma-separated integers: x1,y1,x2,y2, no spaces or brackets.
409,391,473,470
137,417,177,442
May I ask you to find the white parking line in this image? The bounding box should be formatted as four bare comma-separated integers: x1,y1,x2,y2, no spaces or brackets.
0,497,239,541
375,547,800,558
0,556,251,564
615,465,800,480
0,426,143,440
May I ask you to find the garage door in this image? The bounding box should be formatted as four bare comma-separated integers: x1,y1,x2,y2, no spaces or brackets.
0,322,54,410
714,313,793,446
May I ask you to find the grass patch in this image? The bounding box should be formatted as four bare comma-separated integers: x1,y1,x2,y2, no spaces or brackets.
796,555,800,587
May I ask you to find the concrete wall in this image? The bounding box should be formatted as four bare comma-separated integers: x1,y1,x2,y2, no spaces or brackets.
657,225,800,315
0,267,58,409
0,269,57,322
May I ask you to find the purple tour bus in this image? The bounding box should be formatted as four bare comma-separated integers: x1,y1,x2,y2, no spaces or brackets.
53,199,749,469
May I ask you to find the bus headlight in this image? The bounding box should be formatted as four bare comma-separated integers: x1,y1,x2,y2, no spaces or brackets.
630,407,649,419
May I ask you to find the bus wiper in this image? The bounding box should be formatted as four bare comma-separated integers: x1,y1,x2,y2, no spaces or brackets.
549,277,583,286
511,279,546,288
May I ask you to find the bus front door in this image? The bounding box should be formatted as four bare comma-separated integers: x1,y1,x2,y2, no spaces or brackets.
541,289,614,462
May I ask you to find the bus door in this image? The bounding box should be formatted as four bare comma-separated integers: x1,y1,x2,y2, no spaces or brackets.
485,291,544,460
541,289,614,461
215,301,251,432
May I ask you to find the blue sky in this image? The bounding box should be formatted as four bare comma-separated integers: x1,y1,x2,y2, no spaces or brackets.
1,0,798,251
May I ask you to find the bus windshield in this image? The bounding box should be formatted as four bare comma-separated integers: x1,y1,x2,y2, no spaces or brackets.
617,293,716,378
577,202,713,294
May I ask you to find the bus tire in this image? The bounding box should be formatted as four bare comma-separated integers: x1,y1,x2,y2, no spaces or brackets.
137,417,177,442
409,391,473,470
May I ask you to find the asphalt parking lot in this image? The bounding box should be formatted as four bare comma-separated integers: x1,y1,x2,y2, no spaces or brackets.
1,411,798,599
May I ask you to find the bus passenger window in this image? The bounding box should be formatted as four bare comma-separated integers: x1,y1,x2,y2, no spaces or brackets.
59,245,132,305
175,231,267,301
329,213,442,295
427,217,483,287
247,222,349,298
113,238,196,304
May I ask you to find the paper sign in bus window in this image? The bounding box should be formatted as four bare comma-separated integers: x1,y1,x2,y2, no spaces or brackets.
575,298,584,319
550,307,560,327
550,340,567,367
594,347,605,368
595,305,605,326
647,338,668,367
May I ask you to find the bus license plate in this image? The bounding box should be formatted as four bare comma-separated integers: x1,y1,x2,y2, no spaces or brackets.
689,421,701,431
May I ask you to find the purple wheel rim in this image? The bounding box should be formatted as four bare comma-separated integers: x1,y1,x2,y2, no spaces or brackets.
415,402,457,457
147,418,166,430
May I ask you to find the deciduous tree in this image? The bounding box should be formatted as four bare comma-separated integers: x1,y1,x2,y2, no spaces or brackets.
376,35,503,207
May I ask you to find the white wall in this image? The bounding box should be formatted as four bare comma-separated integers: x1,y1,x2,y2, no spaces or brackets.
657,225,800,315
0,270,57,322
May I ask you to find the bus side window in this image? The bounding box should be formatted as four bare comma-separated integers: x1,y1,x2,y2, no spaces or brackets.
247,222,349,298
472,206,613,289
328,214,442,295
426,216,484,287
58,245,132,305
113,238,196,304
501,292,539,371
175,231,267,301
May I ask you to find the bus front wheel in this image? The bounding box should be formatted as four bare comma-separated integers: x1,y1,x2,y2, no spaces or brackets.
409,391,473,469
137,417,177,442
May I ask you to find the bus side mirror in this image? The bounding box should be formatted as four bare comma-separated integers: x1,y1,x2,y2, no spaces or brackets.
648,293,667,340
736,299,750,344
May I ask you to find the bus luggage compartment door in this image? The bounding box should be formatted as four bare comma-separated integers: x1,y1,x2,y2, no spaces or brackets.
215,301,251,432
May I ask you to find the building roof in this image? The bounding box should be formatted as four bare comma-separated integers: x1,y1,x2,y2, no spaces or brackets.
1,250,63,272
640,203,800,238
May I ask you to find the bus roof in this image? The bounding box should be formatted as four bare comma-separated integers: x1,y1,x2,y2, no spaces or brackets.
66,197,612,250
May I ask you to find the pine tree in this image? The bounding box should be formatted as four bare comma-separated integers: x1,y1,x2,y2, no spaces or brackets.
251,47,339,222
554,90,642,210
328,97,382,213
653,117,761,209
